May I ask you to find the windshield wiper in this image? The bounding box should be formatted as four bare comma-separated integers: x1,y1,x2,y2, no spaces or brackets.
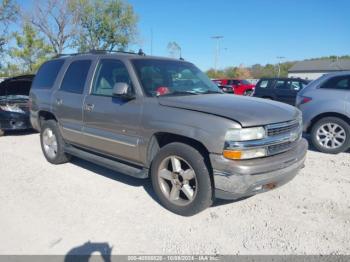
159,91,199,97
199,90,223,94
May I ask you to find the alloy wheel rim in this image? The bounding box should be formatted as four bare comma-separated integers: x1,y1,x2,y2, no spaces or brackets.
316,123,346,149
157,156,197,206
42,128,58,159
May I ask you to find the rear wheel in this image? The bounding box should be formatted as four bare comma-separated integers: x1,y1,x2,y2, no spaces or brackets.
40,120,71,164
243,89,253,96
151,142,213,216
311,117,350,154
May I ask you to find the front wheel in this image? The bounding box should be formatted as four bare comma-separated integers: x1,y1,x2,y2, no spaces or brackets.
151,142,213,216
311,117,350,154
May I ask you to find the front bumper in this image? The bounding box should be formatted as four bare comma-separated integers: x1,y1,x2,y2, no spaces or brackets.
211,138,308,200
0,112,32,131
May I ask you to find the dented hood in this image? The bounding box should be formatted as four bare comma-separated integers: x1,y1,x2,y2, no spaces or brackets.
158,94,299,127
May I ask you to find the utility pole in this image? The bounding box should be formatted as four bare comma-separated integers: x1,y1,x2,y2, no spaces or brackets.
150,28,153,55
211,36,224,73
277,56,285,78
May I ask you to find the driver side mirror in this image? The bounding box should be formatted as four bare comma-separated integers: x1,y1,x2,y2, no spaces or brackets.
112,82,135,100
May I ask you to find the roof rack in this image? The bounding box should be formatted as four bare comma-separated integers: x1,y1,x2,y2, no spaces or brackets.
54,49,146,58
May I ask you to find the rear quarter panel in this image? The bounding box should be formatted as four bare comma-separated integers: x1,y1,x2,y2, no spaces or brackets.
300,88,349,132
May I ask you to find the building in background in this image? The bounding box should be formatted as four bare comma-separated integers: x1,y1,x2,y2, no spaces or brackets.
288,59,350,80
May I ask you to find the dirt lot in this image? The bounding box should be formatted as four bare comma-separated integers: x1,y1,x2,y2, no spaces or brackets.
0,132,349,255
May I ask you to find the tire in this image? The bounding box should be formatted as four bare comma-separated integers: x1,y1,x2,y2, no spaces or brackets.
40,120,71,164
150,142,213,216
243,89,253,96
0,129,4,136
310,117,350,154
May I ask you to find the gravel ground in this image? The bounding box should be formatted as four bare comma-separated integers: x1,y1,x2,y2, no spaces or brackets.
0,132,349,255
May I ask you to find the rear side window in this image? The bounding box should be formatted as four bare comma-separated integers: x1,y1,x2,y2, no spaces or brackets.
257,80,269,88
32,60,64,89
287,81,302,91
321,75,350,90
60,60,92,94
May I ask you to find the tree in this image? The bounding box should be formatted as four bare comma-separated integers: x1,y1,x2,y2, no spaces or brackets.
71,0,138,52
29,0,78,55
167,41,181,58
10,22,53,73
206,68,225,79
0,0,19,54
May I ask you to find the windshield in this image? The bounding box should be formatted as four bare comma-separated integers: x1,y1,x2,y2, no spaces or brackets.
132,59,221,97
241,79,251,85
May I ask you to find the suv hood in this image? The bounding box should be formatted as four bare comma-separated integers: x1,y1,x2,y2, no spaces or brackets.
158,94,299,127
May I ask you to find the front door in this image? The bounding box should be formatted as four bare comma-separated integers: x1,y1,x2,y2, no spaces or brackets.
53,59,93,145
82,59,142,164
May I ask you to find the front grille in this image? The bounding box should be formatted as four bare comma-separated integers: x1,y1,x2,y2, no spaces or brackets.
268,141,297,155
267,120,300,137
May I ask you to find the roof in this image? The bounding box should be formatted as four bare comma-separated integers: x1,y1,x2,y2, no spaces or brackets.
54,50,184,62
289,59,350,73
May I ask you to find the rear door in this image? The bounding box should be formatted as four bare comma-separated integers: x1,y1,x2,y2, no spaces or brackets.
53,59,93,145
82,58,142,164
320,75,350,115
273,80,300,105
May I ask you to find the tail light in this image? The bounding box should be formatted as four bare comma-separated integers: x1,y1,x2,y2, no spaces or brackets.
300,96,312,105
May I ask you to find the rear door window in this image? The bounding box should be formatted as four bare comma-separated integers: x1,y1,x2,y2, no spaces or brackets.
32,60,64,89
321,75,350,90
60,60,92,94
274,80,288,89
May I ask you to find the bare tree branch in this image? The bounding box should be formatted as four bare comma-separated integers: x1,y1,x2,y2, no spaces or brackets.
29,0,78,54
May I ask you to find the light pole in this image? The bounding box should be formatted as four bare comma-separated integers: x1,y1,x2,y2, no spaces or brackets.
277,56,285,78
211,36,224,73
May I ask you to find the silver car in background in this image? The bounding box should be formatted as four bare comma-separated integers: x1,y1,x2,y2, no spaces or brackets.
296,72,350,153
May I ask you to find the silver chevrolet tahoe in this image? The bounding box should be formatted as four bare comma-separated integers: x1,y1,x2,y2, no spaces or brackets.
30,51,308,216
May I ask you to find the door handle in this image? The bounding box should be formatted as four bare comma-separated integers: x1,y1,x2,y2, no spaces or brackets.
56,98,63,105
84,103,95,112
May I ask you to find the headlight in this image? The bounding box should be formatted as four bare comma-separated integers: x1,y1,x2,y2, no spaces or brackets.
0,104,25,113
225,127,266,141
223,126,266,160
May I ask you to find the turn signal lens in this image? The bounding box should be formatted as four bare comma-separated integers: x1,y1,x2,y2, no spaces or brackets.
223,150,242,160
223,148,266,160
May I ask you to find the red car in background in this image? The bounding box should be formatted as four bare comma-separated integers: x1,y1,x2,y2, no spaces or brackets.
213,79,255,96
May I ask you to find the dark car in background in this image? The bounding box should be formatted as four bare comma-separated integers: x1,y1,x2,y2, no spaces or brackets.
0,75,34,136
253,78,309,105
213,79,255,96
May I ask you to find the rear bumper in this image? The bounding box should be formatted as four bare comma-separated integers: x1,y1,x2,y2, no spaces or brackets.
210,138,308,200
0,112,31,130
